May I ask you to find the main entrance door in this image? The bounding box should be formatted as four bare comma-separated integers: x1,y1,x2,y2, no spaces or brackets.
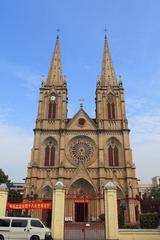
66,178,97,222
65,179,105,239
75,203,88,222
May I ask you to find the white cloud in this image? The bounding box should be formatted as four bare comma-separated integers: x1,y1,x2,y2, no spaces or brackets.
0,122,33,182
15,66,40,94
0,60,41,97
126,96,146,114
127,97,160,183
130,115,160,136
0,106,13,123
132,137,160,183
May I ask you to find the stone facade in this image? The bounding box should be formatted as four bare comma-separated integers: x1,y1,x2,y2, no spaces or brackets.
24,34,139,224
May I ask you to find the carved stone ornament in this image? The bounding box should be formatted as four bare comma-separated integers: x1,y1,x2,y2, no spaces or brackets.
54,181,64,190
66,136,97,166
104,181,117,190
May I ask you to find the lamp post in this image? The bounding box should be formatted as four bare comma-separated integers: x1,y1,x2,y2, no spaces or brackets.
27,191,34,217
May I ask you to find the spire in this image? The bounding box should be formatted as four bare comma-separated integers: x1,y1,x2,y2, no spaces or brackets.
47,35,63,85
100,34,117,86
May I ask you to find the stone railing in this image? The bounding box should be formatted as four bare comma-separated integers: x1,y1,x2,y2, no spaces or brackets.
119,229,160,240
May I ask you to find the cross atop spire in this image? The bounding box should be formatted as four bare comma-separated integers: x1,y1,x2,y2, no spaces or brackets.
47,34,63,86
104,25,107,38
99,34,117,86
79,97,84,108
56,28,60,39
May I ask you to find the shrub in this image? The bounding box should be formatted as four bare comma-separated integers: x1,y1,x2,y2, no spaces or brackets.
125,223,140,229
140,212,159,229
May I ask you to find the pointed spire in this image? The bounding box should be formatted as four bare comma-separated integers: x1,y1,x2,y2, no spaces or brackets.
100,34,117,86
47,35,63,86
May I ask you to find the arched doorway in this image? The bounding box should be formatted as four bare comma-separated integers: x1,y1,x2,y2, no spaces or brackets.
41,185,52,227
66,178,97,222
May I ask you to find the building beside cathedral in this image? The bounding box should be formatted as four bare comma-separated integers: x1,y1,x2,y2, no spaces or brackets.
24,34,139,226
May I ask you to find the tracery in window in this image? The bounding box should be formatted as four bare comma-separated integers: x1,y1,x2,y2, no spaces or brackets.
44,141,55,166
107,94,115,120
108,139,119,166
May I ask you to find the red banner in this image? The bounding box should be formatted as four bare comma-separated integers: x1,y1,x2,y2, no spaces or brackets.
74,199,89,203
7,202,52,210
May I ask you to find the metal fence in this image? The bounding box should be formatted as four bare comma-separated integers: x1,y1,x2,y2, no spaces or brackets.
64,223,105,240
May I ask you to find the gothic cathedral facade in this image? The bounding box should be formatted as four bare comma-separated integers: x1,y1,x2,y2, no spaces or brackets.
24,34,139,225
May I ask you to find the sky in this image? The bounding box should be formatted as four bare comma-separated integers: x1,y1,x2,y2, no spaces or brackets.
0,0,160,183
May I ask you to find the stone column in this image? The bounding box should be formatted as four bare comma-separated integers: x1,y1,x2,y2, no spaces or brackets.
104,182,119,240
128,198,136,224
0,184,8,217
51,181,65,240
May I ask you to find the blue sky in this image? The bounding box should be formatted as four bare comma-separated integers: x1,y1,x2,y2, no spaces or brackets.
0,0,160,183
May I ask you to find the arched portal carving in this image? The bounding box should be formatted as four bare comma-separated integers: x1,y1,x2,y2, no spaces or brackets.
40,185,52,200
68,178,96,198
66,179,98,222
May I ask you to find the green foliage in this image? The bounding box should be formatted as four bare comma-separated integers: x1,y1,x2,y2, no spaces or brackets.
140,212,159,229
8,190,22,203
149,186,160,199
141,186,160,219
0,169,23,203
0,168,11,187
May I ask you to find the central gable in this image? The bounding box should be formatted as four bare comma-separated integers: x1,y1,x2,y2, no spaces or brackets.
66,108,97,130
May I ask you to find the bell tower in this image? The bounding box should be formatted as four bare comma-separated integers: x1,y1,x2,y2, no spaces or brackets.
36,35,67,129
95,35,139,223
24,35,68,222
96,34,127,127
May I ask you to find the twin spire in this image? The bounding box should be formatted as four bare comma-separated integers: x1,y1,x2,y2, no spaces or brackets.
100,34,117,86
47,35,63,86
47,33,117,86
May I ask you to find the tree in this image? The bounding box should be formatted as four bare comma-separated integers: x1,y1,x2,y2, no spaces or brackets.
149,186,160,199
0,169,23,203
0,168,11,187
141,185,160,216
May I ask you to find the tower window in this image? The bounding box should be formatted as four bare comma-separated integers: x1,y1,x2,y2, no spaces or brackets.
107,94,115,120
44,142,55,166
108,140,119,166
48,101,56,119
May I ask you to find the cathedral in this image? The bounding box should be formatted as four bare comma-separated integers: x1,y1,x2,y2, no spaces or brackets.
24,34,139,226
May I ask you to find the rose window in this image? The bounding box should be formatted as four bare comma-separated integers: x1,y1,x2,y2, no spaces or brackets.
67,137,97,166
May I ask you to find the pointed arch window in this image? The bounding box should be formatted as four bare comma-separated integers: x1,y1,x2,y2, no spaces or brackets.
107,94,115,120
44,141,55,166
108,140,119,166
48,96,57,120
